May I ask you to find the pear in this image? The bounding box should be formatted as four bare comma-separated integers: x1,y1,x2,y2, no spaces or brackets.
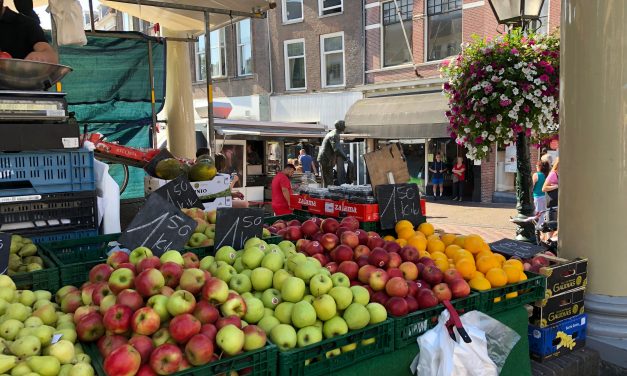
74,354,90,364
10,336,41,357
33,291,52,302
56,313,73,325
9,361,30,376
32,305,56,326
17,292,36,307
58,364,73,376
0,300,9,316
23,317,43,328
73,343,83,355
26,264,42,272
0,291,15,304
30,326,55,347
0,320,23,341
69,363,94,376
32,300,51,311
54,329,77,344
56,322,75,331
0,355,17,374
47,340,75,364
18,244,37,258
26,356,60,376
23,257,43,267
0,340,8,354
5,304,30,322
8,255,21,272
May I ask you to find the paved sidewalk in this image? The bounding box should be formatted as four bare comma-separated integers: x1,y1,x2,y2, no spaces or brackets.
425,199,518,243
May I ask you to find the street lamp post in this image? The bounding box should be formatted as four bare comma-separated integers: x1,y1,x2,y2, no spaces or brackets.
487,0,545,241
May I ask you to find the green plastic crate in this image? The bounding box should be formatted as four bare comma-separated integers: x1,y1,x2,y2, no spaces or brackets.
85,341,278,376
11,251,60,292
39,234,216,287
264,213,311,225
277,319,394,376
393,293,480,349
475,272,546,315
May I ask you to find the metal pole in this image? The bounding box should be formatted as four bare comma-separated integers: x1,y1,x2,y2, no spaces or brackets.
88,0,96,32
147,40,158,148
99,0,266,18
391,0,419,77
204,11,216,155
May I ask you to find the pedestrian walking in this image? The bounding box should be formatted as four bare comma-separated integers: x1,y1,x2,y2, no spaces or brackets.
533,161,550,225
542,157,559,209
451,156,466,201
429,153,447,199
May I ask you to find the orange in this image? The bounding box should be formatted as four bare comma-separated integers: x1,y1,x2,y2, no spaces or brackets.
445,244,461,259
504,259,524,272
470,270,485,279
383,235,396,242
493,253,506,266
475,250,494,261
395,238,408,247
476,256,499,274
435,259,450,271
407,236,427,252
441,233,457,246
427,234,441,242
397,228,416,240
519,271,528,281
417,223,435,237
395,220,414,234
453,249,473,263
503,265,521,284
506,291,518,299
455,258,477,280
418,250,431,259
486,268,508,287
464,234,485,254
427,239,445,254
494,297,502,303
453,235,466,248
480,242,491,252
431,251,448,262
469,277,491,291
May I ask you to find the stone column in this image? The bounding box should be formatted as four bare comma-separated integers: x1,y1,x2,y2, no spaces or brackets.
559,0,627,367
162,28,197,160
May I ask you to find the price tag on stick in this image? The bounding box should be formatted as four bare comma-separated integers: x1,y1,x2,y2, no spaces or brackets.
489,238,546,259
214,208,264,250
376,183,425,230
0,232,10,275
153,175,204,210
119,194,197,256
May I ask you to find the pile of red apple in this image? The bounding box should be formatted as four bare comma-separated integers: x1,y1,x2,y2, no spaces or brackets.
521,251,555,273
274,216,472,317
61,247,267,376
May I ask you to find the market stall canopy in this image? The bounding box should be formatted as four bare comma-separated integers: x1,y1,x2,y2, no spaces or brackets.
345,92,451,139
214,119,327,139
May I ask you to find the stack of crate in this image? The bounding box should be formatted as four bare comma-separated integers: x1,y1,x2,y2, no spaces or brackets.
528,257,588,361
0,149,99,243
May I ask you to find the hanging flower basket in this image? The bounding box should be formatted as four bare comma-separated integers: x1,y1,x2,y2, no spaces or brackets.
440,29,560,160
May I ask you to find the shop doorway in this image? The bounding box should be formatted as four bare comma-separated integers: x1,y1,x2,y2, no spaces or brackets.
427,138,474,200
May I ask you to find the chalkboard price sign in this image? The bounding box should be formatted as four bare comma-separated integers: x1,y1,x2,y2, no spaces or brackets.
119,193,196,256
376,183,425,230
154,175,204,210
215,208,264,250
0,232,10,275
489,238,546,259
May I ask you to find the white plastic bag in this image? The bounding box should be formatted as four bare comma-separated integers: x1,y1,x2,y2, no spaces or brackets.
48,0,87,46
411,310,520,376
92,157,121,234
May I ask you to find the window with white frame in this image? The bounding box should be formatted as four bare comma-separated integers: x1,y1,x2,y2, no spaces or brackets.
122,14,133,31
319,0,343,16
321,33,345,87
382,0,413,67
284,39,306,90
195,28,226,82
283,0,304,23
237,19,253,76
426,0,462,61
530,0,549,35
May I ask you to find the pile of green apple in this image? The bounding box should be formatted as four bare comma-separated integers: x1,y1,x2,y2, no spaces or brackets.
56,246,269,376
8,235,46,276
209,238,388,357
0,275,95,376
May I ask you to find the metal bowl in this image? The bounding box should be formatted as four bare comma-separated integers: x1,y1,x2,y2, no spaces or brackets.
0,58,72,91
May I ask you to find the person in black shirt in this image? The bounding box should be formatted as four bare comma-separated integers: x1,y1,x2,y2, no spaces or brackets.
0,0,58,63
429,153,447,199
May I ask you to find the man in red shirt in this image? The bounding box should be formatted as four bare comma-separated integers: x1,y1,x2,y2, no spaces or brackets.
271,164,295,215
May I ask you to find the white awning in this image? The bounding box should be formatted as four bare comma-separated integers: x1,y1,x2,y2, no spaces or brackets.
214,119,328,139
345,92,451,139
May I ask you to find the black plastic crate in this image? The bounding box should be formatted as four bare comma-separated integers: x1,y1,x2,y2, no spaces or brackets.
0,191,98,235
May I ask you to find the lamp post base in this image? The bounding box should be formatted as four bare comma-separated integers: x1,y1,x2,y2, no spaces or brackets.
515,132,536,242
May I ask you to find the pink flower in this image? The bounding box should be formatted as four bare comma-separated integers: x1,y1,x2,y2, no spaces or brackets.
484,85,493,94
524,105,531,113
511,48,519,55
441,60,451,67
525,129,532,137
500,99,512,107
539,74,550,82
443,82,451,90
474,136,484,144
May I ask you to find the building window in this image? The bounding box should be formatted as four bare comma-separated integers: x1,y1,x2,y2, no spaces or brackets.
122,14,133,31
530,0,549,34
320,32,345,87
283,0,304,23
382,0,413,67
284,39,306,90
426,0,462,62
237,19,253,76
195,28,226,82
319,0,343,16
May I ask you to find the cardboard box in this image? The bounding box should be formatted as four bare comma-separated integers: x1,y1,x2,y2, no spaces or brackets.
202,197,232,211
531,287,585,327
145,174,231,200
529,313,587,362
538,256,588,298
363,144,410,191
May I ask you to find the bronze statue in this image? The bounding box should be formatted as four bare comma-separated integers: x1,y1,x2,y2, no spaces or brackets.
318,120,348,187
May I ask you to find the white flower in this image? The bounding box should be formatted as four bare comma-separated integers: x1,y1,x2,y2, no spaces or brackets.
534,89,543,97
488,135,496,141
481,97,489,104
481,131,489,138
464,127,471,133
498,68,505,75
512,88,519,95
482,146,489,152
486,65,494,72
496,114,503,121
500,94,509,101
496,127,502,134
534,79,542,85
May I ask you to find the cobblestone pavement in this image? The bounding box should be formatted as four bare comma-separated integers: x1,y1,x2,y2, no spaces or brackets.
425,199,518,243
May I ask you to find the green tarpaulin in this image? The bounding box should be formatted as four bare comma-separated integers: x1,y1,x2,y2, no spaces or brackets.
53,32,166,199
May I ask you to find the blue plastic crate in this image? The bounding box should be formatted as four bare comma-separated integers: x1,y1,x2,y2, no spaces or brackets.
0,149,95,197
28,229,99,244
528,313,587,362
